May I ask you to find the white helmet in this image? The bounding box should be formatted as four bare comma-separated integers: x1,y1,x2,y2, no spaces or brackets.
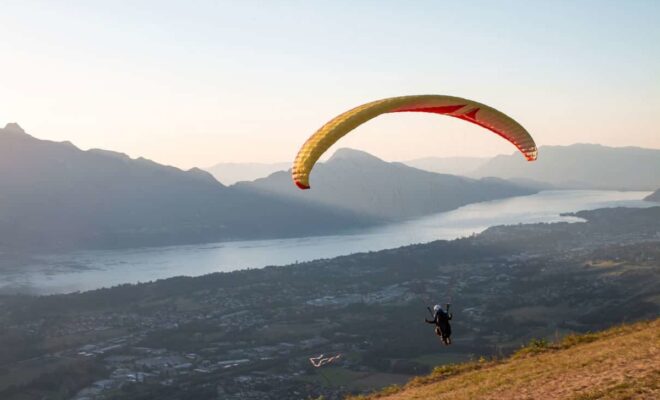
433,304,441,313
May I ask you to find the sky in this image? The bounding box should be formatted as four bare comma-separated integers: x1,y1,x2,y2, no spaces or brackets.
1,0,659,169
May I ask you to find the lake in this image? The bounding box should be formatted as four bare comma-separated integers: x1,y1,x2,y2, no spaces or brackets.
1,190,653,295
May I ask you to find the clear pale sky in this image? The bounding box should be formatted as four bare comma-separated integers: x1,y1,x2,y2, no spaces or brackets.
1,0,659,169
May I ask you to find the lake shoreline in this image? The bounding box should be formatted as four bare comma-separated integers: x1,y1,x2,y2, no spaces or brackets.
1,190,652,295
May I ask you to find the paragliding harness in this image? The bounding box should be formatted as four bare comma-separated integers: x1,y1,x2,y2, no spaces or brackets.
420,267,460,345
426,304,452,345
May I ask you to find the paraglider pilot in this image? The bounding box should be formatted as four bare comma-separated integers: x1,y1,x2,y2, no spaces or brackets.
426,304,452,345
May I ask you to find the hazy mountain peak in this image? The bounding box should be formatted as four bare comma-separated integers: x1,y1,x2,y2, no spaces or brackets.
404,156,489,176
541,143,652,152
1,123,80,151
3,122,26,134
88,148,131,160
0,127,374,250
473,143,660,190
327,148,384,163
555,143,604,149
187,167,221,184
241,148,535,220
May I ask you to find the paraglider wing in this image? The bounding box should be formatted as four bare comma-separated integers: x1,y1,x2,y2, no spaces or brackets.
292,95,537,189
309,353,342,368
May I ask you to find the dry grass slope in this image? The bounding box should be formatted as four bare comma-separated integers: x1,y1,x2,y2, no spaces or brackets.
350,319,660,400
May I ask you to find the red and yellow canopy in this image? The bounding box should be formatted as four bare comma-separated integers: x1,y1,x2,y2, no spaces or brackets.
292,95,537,189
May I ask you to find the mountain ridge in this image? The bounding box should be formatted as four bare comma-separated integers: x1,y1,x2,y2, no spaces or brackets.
206,143,660,191
0,124,376,252
237,148,536,220
472,143,660,190
403,156,489,176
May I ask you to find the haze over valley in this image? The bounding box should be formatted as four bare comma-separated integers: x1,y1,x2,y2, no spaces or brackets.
2,123,656,399
2,206,658,399
1,125,658,399
1,122,657,297
0,123,373,252
2,2,659,399
206,162,290,185
0,123,538,254
207,144,660,192
237,148,535,220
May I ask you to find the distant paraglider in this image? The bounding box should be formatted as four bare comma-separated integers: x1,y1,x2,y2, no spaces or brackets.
309,353,342,368
309,353,342,385
292,95,537,189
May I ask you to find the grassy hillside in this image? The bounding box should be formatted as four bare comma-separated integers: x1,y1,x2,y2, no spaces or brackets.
351,319,659,400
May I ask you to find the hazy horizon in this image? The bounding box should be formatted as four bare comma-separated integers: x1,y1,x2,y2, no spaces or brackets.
2,1,659,170
1,3,658,397
5,122,660,171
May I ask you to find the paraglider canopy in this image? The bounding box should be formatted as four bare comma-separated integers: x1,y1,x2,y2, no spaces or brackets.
309,354,341,368
292,95,537,189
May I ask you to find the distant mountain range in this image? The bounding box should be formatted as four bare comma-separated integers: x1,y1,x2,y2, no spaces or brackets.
206,161,290,185
12,121,654,253
209,144,660,192
0,123,376,251
0,124,537,252
237,148,536,220
403,156,489,176
471,144,660,190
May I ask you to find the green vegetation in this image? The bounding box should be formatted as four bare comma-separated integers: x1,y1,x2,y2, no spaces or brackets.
511,337,550,358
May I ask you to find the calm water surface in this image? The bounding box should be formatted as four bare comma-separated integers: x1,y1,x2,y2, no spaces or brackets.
2,190,653,294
